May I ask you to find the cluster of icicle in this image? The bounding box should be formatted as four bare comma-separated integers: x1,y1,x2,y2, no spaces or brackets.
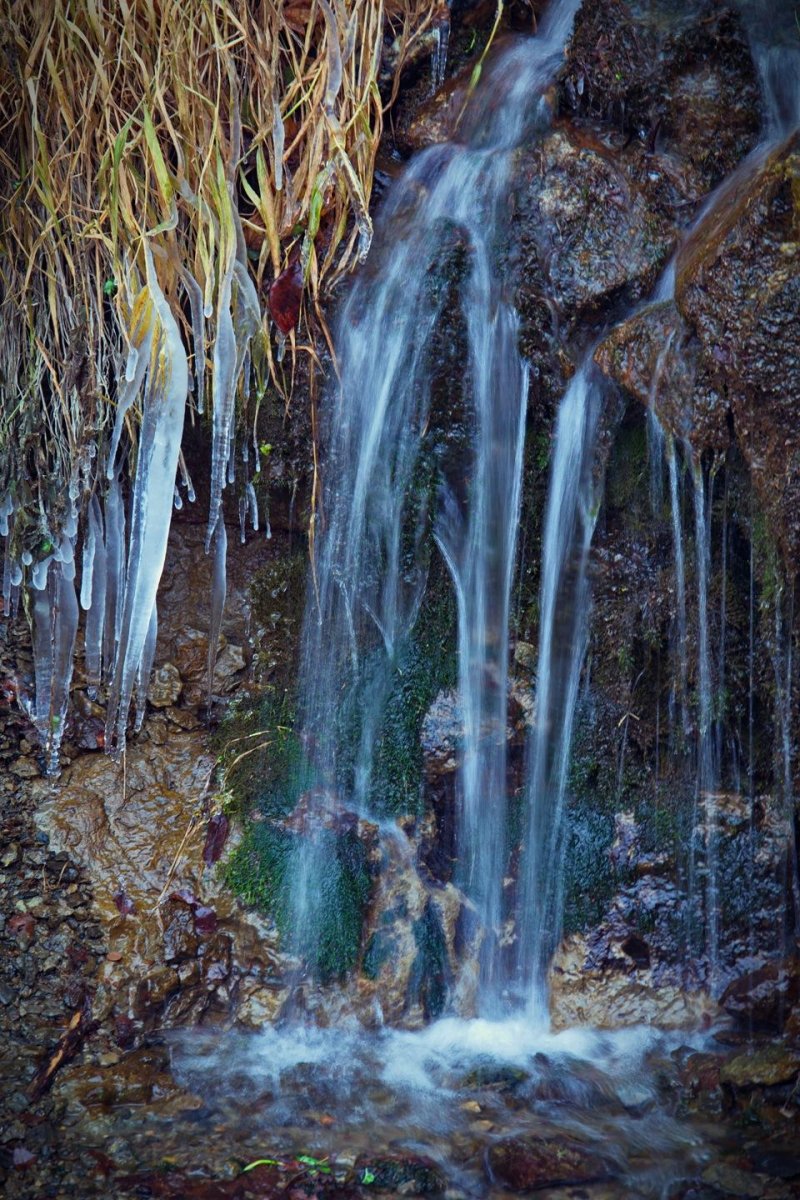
0,190,261,774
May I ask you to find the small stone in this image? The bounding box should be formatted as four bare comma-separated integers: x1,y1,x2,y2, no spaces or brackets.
148,662,183,708
701,1163,766,1197
1,843,20,867
10,757,39,778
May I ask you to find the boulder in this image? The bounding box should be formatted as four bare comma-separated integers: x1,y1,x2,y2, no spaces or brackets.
514,125,675,326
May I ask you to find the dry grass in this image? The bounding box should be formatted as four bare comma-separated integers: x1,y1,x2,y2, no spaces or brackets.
0,0,443,542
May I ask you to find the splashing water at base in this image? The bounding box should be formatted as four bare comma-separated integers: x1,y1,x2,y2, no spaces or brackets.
164,1016,712,1198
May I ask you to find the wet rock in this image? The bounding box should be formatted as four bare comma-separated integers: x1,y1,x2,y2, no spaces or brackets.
658,9,762,188
721,959,800,1032
676,133,800,568
593,301,729,452
558,3,761,188
487,1132,614,1191
422,689,460,777
720,1044,800,1089
700,1163,766,1198
558,0,656,130
162,897,199,963
354,1153,446,1195
514,126,675,324
394,67,472,155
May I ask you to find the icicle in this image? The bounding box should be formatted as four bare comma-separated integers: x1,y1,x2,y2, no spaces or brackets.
31,555,53,591
207,520,227,711
432,6,451,92
85,496,106,697
105,243,188,753
272,96,285,192
134,604,158,731
2,542,12,614
178,451,196,503
80,517,97,611
238,494,247,544
180,267,206,415
0,492,13,537
107,287,156,476
24,563,78,775
205,202,260,552
173,487,183,510
206,235,237,550
246,481,259,531
21,550,32,566
104,474,126,678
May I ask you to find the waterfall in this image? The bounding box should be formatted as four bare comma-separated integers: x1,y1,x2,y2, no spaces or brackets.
290,0,582,991
516,363,603,1014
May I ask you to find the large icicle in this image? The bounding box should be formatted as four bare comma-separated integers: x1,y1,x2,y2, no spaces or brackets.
205,191,260,553
24,562,79,774
105,244,188,753
134,604,158,732
103,473,126,679
84,496,107,696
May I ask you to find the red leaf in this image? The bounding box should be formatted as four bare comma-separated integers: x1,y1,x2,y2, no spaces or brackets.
202,813,229,866
194,905,217,935
268,260,302,334
113,1014,137,1049
113,890,136,915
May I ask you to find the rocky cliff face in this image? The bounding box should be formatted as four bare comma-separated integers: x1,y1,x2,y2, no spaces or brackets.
2,0,798,1055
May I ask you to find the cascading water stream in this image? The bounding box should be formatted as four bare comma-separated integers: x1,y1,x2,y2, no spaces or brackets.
290,0,582,999
515,363,603,1014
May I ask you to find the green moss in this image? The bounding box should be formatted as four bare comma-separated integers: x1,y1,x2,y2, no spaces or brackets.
605,414,648,521
408,901,449,1020
249,552,308,686
213,687,307,819
224,820,372,983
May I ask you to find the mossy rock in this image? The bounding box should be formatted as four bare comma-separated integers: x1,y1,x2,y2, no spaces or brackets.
224,818,372,983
